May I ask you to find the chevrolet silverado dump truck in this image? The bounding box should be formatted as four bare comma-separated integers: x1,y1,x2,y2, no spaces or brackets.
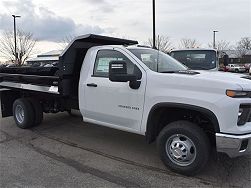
0,34,251,175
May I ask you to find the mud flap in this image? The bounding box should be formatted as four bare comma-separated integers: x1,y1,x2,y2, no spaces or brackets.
0,88,20,118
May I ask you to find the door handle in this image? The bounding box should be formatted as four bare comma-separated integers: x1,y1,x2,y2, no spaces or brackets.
87,83,97,87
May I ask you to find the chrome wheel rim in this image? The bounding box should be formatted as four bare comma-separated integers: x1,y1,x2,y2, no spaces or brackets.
15,105,24,124
165,134,196,166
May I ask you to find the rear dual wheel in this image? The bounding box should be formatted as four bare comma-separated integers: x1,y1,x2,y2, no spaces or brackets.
13,98,43,129
28,98,43,126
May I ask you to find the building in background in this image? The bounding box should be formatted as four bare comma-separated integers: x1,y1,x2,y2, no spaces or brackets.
26,50,62,66
220,50,251,64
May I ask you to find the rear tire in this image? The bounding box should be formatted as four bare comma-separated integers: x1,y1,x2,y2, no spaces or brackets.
13,98,35,129
27,98,43,126
157,120,210,176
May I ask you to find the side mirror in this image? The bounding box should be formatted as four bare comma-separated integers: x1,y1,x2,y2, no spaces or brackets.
223,54,229,66
109,61,136,82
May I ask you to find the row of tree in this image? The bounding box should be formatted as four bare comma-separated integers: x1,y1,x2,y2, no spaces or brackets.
147,37,200,53
146,36,251,58
0,29,250,66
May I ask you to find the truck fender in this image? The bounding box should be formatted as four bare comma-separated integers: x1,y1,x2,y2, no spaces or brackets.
145,102,220,143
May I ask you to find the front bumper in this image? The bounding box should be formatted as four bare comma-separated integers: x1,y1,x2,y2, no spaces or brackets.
216,133,251,157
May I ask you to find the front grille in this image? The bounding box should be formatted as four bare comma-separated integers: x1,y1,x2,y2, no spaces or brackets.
248,113,251,122
238,105,251,125
246,107,251,122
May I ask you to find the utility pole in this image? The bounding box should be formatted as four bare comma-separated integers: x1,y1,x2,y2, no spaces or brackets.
12,15,21,63
213,30,219,49
152,0,156,49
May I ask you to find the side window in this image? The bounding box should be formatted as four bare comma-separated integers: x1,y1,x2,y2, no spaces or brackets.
93,50,135,77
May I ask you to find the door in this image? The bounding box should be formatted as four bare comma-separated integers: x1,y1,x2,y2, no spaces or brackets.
83,48,146,132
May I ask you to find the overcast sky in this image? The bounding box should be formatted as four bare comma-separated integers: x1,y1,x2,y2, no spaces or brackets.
0,0,250,60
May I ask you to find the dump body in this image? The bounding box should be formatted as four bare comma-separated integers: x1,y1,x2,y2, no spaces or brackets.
0,34,138,97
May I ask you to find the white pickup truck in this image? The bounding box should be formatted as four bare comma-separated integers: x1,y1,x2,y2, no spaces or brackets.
227,64,246,73
0,34,251,175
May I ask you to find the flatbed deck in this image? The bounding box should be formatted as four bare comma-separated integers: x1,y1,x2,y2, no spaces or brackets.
0,66,58,76
0,72,59,94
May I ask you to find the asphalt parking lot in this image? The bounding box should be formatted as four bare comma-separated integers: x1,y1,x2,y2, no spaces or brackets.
0,110,250,188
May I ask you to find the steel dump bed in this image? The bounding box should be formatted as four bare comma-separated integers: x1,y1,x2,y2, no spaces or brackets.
0,34,138,96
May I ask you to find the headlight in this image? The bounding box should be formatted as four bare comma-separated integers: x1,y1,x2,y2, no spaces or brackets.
226,90,251,98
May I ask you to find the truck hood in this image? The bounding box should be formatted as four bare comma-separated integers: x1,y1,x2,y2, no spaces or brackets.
195,71,251,91
152,70,251,93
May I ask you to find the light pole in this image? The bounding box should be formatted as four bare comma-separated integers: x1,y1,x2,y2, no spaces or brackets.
12,15,21,63
213,30,218,49
152,0,156,49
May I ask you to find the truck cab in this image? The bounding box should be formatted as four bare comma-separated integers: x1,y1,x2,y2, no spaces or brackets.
170,49,219,71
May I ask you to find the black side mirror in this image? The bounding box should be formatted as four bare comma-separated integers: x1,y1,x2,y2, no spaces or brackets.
223,54,229,66
109,60,142,89
109,61,136,82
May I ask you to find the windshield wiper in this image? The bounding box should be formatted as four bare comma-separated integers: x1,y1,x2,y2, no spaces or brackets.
189,66,211,70
160,70,200,75
160,71,179,73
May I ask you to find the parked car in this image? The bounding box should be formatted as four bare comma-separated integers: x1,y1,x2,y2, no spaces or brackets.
249,66,251,75
0,64,8,68
226,64,246,73
5,64,19,68
43,61,59,67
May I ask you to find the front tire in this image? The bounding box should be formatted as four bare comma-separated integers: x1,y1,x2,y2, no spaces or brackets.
13,98,35,129
157,121,210,176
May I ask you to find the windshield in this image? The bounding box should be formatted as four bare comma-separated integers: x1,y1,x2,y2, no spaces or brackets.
170,50,217,70
128,48,187,73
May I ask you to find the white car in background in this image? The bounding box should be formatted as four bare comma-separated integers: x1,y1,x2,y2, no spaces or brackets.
227,64,246,73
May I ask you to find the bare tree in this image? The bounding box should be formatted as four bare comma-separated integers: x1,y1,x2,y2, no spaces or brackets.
179,38,200,49
208,40,231,58
58,34,76,49
238,37,251,50
234,37,251,58
0,30,37,66
208,40,230,51
147,35,173,53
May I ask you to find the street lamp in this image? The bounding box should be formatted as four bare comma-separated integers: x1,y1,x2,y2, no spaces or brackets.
12,15,21,62
213,30,219,49
152,0,156,49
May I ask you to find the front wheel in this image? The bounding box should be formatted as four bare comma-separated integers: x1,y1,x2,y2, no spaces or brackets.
157,121,210,176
